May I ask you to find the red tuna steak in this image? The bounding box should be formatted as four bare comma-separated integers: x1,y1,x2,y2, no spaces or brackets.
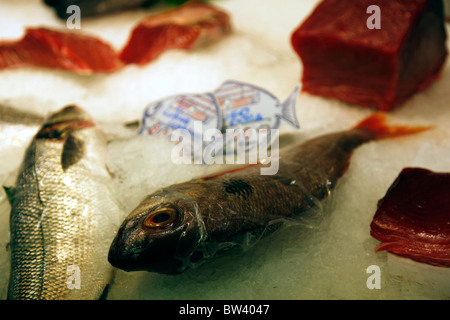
370,167,450,267
291,0,448,111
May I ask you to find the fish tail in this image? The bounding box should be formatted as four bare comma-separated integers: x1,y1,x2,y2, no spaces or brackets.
280,84,301,129
354,112,431,140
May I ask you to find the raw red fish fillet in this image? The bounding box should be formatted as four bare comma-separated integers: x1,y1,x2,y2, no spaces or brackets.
291,0,448,111
0,27,123,74
370,167,450,267
120,1,231,65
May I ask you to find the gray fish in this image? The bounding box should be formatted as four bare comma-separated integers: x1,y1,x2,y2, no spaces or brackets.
6,105,123,300
108,113,429,274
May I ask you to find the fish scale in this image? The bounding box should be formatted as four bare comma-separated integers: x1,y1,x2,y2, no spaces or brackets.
7,106,123,300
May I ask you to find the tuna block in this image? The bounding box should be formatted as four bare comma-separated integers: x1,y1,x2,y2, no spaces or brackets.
291,0,448,111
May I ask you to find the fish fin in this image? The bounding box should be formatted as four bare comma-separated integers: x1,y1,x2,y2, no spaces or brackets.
98,268,117,300
260,220,284,239
354,113,431,140
2,185,15,205
61,132,85,171
99,283,112,300
279,84,301,129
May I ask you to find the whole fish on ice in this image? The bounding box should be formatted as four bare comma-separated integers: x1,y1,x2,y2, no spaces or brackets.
6,105,124,300
108,113,429,274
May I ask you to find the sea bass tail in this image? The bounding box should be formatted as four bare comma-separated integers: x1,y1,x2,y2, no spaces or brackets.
354,113,431,140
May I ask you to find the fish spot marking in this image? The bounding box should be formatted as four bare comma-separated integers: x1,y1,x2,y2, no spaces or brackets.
223,179,253,199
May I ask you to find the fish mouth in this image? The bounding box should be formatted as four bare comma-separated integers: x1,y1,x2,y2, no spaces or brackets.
36,105,95,140
107,223,185,275
108,229,129,270
108,219,155,272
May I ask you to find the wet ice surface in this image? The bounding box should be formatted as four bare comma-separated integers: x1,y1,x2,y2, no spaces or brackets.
1,0,450,300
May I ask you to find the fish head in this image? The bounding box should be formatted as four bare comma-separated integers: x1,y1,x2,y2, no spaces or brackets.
34,105,110,171
36,105,95,140
108,189,205,274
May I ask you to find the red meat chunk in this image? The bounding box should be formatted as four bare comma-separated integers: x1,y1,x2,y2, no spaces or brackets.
0,28,123,74
119,1,231,65
370,167,450,267
291,0,448,111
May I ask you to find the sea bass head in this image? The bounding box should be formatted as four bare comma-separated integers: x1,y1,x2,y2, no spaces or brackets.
35,105,104,170
108,189,206,274
37,105,95,139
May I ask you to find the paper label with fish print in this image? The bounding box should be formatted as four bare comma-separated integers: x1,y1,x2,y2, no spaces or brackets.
138,93,222,137
215,80,300,130
138,80,301,159
214,80,300,154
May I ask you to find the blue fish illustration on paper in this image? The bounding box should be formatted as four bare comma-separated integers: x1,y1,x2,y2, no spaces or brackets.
137,80,301,162
138,93,222,137
214,80,300,155
215,80,300,131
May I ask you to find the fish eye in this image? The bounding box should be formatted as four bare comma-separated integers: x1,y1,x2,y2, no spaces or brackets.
143,207,179,229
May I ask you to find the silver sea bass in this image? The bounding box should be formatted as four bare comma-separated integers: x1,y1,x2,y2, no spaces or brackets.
6,105,123,300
